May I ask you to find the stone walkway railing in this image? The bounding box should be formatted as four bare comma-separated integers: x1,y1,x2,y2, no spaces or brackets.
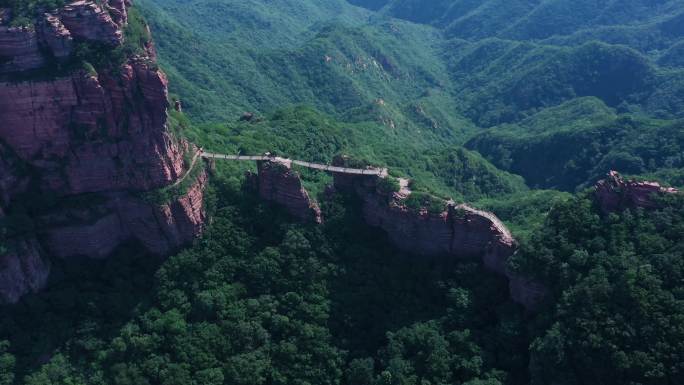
201,151,388,176
456,204,514,242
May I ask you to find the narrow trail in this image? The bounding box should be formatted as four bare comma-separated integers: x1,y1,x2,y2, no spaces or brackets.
456,204,514,241
169,149,202,188
201,151,389,176
200,151,511,238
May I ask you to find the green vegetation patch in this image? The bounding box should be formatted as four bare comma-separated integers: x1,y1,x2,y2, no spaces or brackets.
2,171,529,385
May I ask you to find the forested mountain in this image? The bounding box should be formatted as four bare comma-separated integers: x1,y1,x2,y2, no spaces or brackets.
1,1,683,385
138,0,684,190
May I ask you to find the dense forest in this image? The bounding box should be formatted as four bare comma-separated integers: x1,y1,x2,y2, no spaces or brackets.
2,0,684,384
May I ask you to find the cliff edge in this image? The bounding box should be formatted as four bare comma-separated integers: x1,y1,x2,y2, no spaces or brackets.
0,1,206,303
253,156,546,310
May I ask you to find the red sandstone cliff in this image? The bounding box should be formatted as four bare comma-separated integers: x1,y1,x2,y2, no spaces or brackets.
0,1,206,303
255,160,322,224
595,171,679,212
254,155,546,309
331,160,546,310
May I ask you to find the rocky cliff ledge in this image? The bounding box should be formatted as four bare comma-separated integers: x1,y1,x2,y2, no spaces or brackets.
596,171,679,212
337,168,546,310
0,0,127,74
252,160,322,224
253,156,546,310
0,1,206,303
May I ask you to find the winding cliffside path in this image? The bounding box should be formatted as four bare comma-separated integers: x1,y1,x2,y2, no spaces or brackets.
169,149,202,188
200,151,512,239
201,151,389,177
456,204,514,243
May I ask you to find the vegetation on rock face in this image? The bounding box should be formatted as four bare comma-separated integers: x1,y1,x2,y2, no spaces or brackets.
0,0,65,26
1,167,529,385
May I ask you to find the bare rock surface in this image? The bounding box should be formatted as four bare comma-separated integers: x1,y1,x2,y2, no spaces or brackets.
332,165,546,310
0,27,45,74
257,160,323,224
0,238,50,304
59,0,123,45
596,170,679,212
0,0,206,303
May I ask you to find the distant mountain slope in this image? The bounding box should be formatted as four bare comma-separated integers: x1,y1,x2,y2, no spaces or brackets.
351,0,684,49
138,0,474,144
446,39,684,126
466,98,684,190
139,0,684,191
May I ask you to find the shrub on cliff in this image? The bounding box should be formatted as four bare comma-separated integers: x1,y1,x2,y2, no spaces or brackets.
404,191,446,214
0,0,65,26
0,341,14,385
377,176,400,195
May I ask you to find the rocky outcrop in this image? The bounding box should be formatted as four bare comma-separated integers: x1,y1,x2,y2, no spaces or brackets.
59,0,124,45
596,170,679,213
42,170,208,259
0,26,46,74
39,14,73,62
0,1,206,303
239,154,545,309
256,160,322,224
106,0,130,26
0,238,50,304
332,165,546,310
0,0,129,75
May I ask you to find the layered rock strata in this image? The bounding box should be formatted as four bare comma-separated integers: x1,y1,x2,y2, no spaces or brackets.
256,160,323,224
596,170,679,212
253,156,545,310
0,0,127,75
0,238,50,304
345,173,546,310
0,1,206,303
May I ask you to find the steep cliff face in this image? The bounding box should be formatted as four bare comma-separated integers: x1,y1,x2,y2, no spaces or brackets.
253,156,545,310
595,171,679,212
0,1,206,303
0,0,127,74
0,238,49,304
256,160,322,224
332,166,546,310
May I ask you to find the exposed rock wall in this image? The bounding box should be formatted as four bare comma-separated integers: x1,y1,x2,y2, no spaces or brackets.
0,26,46,74
256,161,322,224
0,238,50,304
596,170,679,212
0,1,206,303
42,170,208,259
0,63,186,195
333,169,546,310
0,0,126,75
251,156,546,310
